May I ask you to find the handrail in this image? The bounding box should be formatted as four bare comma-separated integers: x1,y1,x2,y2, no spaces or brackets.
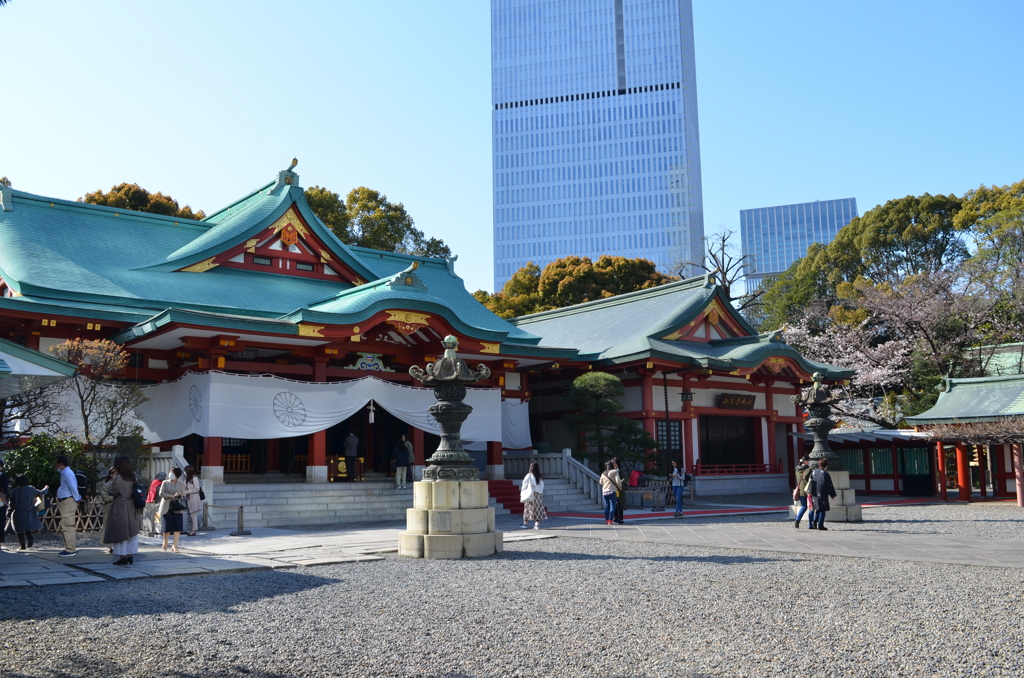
564,449,603,506
694,462,783,476
202,503,251,536
503,451,566,479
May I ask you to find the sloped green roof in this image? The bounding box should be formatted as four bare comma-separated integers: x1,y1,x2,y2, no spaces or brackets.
511,276,852,378
905,375,1024,424
0,336,77,397
0,174,540,346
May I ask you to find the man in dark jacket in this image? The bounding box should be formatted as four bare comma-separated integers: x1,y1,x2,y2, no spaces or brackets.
808,458,837,531
393,439,410,489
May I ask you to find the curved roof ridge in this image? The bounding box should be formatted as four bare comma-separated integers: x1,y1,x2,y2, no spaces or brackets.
9,189,208,228
511,275,711,324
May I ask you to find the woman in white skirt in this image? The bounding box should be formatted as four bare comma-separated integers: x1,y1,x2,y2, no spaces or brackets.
519,462,548,530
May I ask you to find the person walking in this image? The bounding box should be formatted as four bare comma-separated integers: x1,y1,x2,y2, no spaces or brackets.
519,462,548,529
343,432,359,481
403,434,415,485
793,455,814,528
600,461,622,525
54,455,81,557
808,458,837,530
610,458,626,524
158,467,186,552
8,475,48,551
97,466,116,554
103,456,141,566
393,439,410,489
0,460,9,551
145,471,166,536
183,466,203,536
669,459,685,518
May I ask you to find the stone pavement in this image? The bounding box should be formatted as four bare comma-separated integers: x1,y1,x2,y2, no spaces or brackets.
3,501,1021,586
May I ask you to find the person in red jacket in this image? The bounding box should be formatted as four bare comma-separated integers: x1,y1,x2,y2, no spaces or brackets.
144,472,167,536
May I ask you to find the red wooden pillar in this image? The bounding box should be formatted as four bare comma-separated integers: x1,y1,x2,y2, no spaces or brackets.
412,427,426,465
682,375,694,474
202,436,223,482
955,443,971,501
307,358,329,478
640,371,655,437
974,446,983,499
486,440,503,480
1013,444,1023,508
764,381,776,470
891,440,900,496
936,441,947,501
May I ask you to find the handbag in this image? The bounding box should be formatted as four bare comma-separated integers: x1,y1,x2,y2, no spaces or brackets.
199,487,206,501
168,498,187,513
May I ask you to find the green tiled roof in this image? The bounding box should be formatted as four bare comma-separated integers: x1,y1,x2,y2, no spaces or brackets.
905,375,1024,424
511,275,853,378
0,336,77,398
0,177,540,346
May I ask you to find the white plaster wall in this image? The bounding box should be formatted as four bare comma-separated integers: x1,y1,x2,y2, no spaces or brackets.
504,372,521,390
621,386,643,411
39,337,62,353
706,376,749,386
872,478,895,492
651,384,683,412
773,393,796,417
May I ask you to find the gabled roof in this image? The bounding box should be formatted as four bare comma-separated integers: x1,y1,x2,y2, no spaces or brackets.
905,374,1024,424
511,275,853,378
0,336,77,398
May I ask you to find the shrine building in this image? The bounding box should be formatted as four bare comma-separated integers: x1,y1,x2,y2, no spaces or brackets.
0,166,855,519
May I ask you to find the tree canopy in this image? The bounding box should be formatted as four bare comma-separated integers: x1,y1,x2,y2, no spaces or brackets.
305,186,451,258
475,255,676,319
80,183,206,220
764,181,1024,427
562,372,658,468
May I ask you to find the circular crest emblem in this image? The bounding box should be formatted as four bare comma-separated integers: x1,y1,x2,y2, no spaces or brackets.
273,392,307,427
189,385,203,422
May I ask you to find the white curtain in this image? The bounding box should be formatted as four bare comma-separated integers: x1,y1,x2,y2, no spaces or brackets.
133,371,503,443
501,398,533,450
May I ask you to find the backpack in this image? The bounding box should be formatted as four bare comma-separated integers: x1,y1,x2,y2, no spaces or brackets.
131,482,147,510
75,471,89,498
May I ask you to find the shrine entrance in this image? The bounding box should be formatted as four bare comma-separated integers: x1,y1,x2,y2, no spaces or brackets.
699,415,756,467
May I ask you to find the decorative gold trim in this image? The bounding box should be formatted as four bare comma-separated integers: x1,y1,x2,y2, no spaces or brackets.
480,342,500,354
662,329,684,341
386,310,431,335
181,257,218,273
319,249,332,261
269,207,309,238
297,324,325,338
245,238,259,253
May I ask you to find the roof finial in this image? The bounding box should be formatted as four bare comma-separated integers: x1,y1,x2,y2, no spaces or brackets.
289,157,298,171
270,158,301,194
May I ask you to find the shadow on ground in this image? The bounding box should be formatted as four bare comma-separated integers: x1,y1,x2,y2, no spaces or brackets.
0,569,339,622
502,549,791,566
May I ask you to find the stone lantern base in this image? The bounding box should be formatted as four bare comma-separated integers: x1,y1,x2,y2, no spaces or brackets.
398,480,504,559
790,471,863,522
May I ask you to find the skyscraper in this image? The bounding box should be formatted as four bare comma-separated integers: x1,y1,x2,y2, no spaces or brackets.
740,198,859,293
491,0,704,291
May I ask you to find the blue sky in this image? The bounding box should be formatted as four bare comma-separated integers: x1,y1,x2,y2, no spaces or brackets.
2,1,1022,293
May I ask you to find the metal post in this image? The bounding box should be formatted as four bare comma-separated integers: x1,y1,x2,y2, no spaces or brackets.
231,505,251,536
198,503,217,532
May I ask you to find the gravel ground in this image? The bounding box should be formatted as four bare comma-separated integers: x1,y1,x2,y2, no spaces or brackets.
674,500,1024,541
2,536,1023,678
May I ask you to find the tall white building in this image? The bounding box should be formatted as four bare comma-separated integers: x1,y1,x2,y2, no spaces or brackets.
491,0,705,291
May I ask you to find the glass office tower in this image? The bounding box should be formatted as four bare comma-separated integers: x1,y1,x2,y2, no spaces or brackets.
740,198,859,294
491,0,704,291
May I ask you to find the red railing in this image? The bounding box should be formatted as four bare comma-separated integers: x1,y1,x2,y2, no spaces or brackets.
694,462,783,476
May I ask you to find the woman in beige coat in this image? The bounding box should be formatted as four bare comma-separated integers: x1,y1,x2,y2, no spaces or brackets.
159,467,186,553
183,466,202,536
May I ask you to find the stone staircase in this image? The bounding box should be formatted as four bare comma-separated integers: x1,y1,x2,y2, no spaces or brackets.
207,481,509,529
490,478,603,514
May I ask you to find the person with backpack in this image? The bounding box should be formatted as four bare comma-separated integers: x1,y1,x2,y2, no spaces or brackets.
808,458,838,530
103,456,142,565
793,455,814,528
54,455,81,557
600,461,623,526
8,475,48,550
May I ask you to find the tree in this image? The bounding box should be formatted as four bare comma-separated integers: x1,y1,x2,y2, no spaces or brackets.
677,230,763,312
0,176,10,187
80,183,206,220
757,193,967,331
2,434,90,495
477,256,676,319
40,340,148,483
305,186,451,258
562,372,658,468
